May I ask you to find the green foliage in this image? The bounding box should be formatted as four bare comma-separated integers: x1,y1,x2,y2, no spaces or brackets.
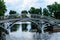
21,10,28,14
11,24,19,32
47,2,60,18
28,7,42,14
43,8,50,16
35,7,42,15
0,0,7,16
9,10,17,14
54,11,60,19
21,10,28,18
28,7,36,14
22,24,28,31
39,7,42,15
21,2,60,19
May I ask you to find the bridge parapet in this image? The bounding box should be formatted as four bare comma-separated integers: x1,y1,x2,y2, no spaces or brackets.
0,14,55,20
0,14,60,25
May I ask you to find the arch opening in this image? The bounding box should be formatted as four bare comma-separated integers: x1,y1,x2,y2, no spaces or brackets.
9,19,42,33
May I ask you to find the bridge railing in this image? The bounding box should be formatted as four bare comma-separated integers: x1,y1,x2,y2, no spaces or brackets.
0,14,56,21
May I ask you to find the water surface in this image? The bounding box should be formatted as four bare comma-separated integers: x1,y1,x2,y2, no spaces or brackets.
6,25,60,40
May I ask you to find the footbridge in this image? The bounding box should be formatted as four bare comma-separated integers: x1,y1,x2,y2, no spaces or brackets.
0,14,60,33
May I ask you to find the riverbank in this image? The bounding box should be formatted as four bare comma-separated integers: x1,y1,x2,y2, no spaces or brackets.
53,28,60,32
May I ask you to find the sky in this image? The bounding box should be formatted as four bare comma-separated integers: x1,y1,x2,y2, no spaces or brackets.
4,0,60,14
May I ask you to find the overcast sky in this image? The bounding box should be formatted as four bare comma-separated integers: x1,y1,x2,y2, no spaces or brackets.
4,0,60,14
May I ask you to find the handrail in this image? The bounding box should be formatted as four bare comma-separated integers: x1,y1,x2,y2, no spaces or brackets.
0,14,59,24
0,14,56,20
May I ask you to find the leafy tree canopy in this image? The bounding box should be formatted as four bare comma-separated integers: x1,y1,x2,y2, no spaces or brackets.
47,2,60,18
28,7,42,15
21,10,28,14
28,7,36,14
47,2,60,13
43,8,50,16
9,10,17,15
0,0,7,16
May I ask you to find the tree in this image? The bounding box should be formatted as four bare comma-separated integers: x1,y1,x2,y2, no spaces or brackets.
43,8,50,16
28,7,42,15
28,7,36,14
0,0,7,16
47,2,60,18
9,10,18,18
35,7,42,15
9,10,17,15
21,10,28,18
21,10,28,14
54,11,60,19
39,7,42,15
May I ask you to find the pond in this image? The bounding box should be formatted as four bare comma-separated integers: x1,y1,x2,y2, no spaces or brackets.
5,24,60,40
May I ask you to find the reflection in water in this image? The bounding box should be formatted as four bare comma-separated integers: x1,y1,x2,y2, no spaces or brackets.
18,24,22,32
5,24,60,40
27,24,31,32
6,24,50,40
22,24,28,32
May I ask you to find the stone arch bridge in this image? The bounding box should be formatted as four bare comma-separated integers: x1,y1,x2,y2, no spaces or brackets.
0,14,60,34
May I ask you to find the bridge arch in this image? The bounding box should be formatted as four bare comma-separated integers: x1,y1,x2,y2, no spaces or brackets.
7,16,54,30
8,18,43,32
0,14,56,33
